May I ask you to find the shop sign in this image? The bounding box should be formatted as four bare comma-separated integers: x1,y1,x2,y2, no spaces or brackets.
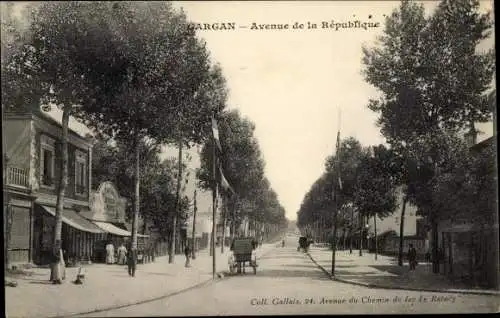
88,182,127,223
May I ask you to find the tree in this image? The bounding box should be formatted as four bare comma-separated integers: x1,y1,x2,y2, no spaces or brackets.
362,0,495,272
3,2,227,278
3,2,114,282
353,145,399,260
90,133,191,245
197,109,267,235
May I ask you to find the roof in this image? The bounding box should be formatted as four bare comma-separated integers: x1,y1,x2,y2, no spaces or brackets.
36,204,104,234
93,221,149,237
5,110,91,144
470,135,496,153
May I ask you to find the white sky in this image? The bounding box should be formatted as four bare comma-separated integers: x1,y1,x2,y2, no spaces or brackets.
20,1,494,221
170,1,495,220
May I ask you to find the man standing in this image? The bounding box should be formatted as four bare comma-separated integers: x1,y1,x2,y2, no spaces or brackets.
408,243,417,271
184,243,192,268
127,245,137,277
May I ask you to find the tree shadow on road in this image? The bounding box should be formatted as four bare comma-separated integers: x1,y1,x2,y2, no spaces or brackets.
28,280,55,285
250,269,332,281
259,255,308,260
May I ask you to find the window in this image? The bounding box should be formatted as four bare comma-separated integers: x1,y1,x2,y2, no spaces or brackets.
75,150,87,195
40,135,55,187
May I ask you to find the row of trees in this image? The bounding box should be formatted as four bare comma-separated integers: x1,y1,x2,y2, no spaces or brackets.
197,110,289,242
297,0,496,269
91,134,191,246
2,2,228,278
297,137,399,259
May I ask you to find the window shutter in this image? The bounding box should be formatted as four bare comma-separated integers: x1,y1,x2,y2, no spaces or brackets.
9,206,31,249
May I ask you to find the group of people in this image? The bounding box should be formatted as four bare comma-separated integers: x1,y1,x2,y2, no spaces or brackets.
105,242,129,265
105,241,137,277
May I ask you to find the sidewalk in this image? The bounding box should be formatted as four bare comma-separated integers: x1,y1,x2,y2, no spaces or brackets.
5,243,277,318
307,247,500,296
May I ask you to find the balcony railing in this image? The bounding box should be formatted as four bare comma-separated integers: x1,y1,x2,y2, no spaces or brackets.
7,166,29,187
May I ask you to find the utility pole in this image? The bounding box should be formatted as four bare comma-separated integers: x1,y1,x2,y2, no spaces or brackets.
221,195,226,254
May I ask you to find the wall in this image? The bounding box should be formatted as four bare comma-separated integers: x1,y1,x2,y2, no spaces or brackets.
4,118,31,170
368,187,419,237
33,126,91,202
381,236,426,255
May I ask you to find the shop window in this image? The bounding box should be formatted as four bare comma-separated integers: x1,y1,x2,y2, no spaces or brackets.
40,135,55,187
75,150,87,195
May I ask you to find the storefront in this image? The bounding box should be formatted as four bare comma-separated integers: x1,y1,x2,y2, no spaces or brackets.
32,204,105,265
80,182,149,262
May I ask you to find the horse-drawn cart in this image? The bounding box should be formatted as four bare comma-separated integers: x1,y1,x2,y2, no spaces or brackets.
228,237,258,275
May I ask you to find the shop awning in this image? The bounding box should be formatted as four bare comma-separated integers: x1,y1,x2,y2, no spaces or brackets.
93,221,149,237
37,205,104,234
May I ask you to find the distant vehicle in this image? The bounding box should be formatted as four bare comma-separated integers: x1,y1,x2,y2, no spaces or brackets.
297,236,311,253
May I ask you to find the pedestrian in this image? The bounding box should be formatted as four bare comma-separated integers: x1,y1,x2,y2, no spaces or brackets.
127,245,138,277
184,243,192,268
117,243,127,265
408,243,417,271
105,241,115,264
50,240,66,284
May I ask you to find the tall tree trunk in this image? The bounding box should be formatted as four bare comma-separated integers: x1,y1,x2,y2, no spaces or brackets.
349,206,353,254
398,196,408,266
342,228,347,251
191,189,197,259
359,214,364,256
51,108,69,282
169,137,182,263
374,214,378,261
131,135,140,252
431,213,439,273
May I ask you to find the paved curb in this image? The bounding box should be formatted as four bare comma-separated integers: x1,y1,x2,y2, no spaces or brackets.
306,252,500,297
57,243,279,318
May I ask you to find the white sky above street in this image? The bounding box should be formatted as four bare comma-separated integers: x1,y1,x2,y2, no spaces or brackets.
13,1,493,221
170,1,495,220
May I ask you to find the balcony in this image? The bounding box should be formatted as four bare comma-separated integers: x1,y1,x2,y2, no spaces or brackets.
6,166,29,188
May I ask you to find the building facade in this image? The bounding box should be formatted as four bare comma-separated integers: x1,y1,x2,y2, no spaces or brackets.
4,111,98,265
436,135,498,289
4,111,148,266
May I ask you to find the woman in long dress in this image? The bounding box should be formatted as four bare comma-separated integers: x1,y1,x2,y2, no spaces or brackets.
106,242,115,264
117,243,127,265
